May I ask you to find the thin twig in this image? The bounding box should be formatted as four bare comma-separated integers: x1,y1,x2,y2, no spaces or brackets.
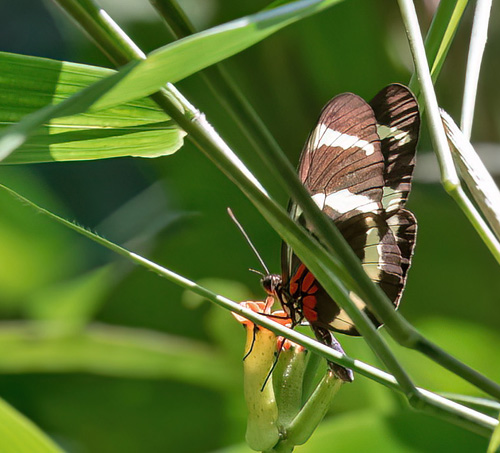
398,0,459,189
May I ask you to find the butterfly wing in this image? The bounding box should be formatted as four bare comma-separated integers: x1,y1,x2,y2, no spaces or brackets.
370,83,420,213
299,93,385,222
370,83,420,307
281,93,384,279
282,84,419,336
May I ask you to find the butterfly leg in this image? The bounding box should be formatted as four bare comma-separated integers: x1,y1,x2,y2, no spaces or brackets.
313,326,354,382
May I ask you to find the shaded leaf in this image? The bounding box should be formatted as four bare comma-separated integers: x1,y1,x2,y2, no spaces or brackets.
0,322,238,391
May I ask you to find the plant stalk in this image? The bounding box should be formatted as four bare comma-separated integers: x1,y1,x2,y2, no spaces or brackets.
0,182,497,437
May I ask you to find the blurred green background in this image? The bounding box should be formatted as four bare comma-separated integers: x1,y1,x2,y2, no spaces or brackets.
0,0,499,451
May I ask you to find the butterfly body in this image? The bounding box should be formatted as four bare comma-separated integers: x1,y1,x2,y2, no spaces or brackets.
264,84,420,381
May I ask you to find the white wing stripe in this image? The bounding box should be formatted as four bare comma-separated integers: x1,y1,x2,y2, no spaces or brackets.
312,189,379,215
313,124,375,156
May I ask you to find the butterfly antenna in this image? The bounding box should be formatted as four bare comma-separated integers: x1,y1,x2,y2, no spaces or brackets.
249,268,264,277
227,207,270,275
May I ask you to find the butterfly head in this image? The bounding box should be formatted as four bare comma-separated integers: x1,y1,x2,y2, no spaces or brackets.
260,273,282,297
261,273,303,326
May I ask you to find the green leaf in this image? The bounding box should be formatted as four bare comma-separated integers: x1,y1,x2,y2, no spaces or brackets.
409,0,469,97
88,0,344,112
0,0,343,161
0,52,185,163
0,397,62,453
286,372,342,446
488,414,500,453
0,322,237,391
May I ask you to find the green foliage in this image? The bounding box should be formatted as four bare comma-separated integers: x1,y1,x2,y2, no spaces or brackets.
0,52,184,163
0,398,62,453
0,0,342,162
0,0,498,452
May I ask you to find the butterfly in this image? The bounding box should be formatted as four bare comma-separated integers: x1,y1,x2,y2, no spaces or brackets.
262,84,420,381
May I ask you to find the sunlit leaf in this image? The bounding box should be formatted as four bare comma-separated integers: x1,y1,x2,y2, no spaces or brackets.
0,52,184,163
0,0,343,161
488,414,500,453
409,0,469,98
0,398,63,453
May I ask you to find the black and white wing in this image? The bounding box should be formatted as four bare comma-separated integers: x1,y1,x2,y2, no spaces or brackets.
280,85,420,337
370,83,420,307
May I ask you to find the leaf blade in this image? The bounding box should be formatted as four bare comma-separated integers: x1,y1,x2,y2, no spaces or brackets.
0,52,184,163
0,0,343,161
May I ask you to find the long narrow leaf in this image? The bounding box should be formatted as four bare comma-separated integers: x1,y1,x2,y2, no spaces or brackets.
441,110,500,242
0,0,342,161
0,398,63,453
409,0,469,98
0,322,235,391
0,52,184,163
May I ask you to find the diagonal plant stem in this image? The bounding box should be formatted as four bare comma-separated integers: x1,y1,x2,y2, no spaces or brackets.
158,84,419,398
406,0,500,264
442,110,500,244
0,182,496,437
152,0,500,401
149,0,290,195
54,0,500,400
409,0,469,100
461,0,493,139
55,0,422,400
398,0,500,399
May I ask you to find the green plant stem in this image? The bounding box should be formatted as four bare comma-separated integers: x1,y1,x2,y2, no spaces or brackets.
397,0,500,400
409,0,469,98
149,0,290,194
399,0,459,189
149,0,290,198
150,0,195,37
440,393,500,413
55,0,422,401
54,0,500,400
0,182,496,437
461,0,492,139
149,0,500,402
54,0,146,65
442,110,500,244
